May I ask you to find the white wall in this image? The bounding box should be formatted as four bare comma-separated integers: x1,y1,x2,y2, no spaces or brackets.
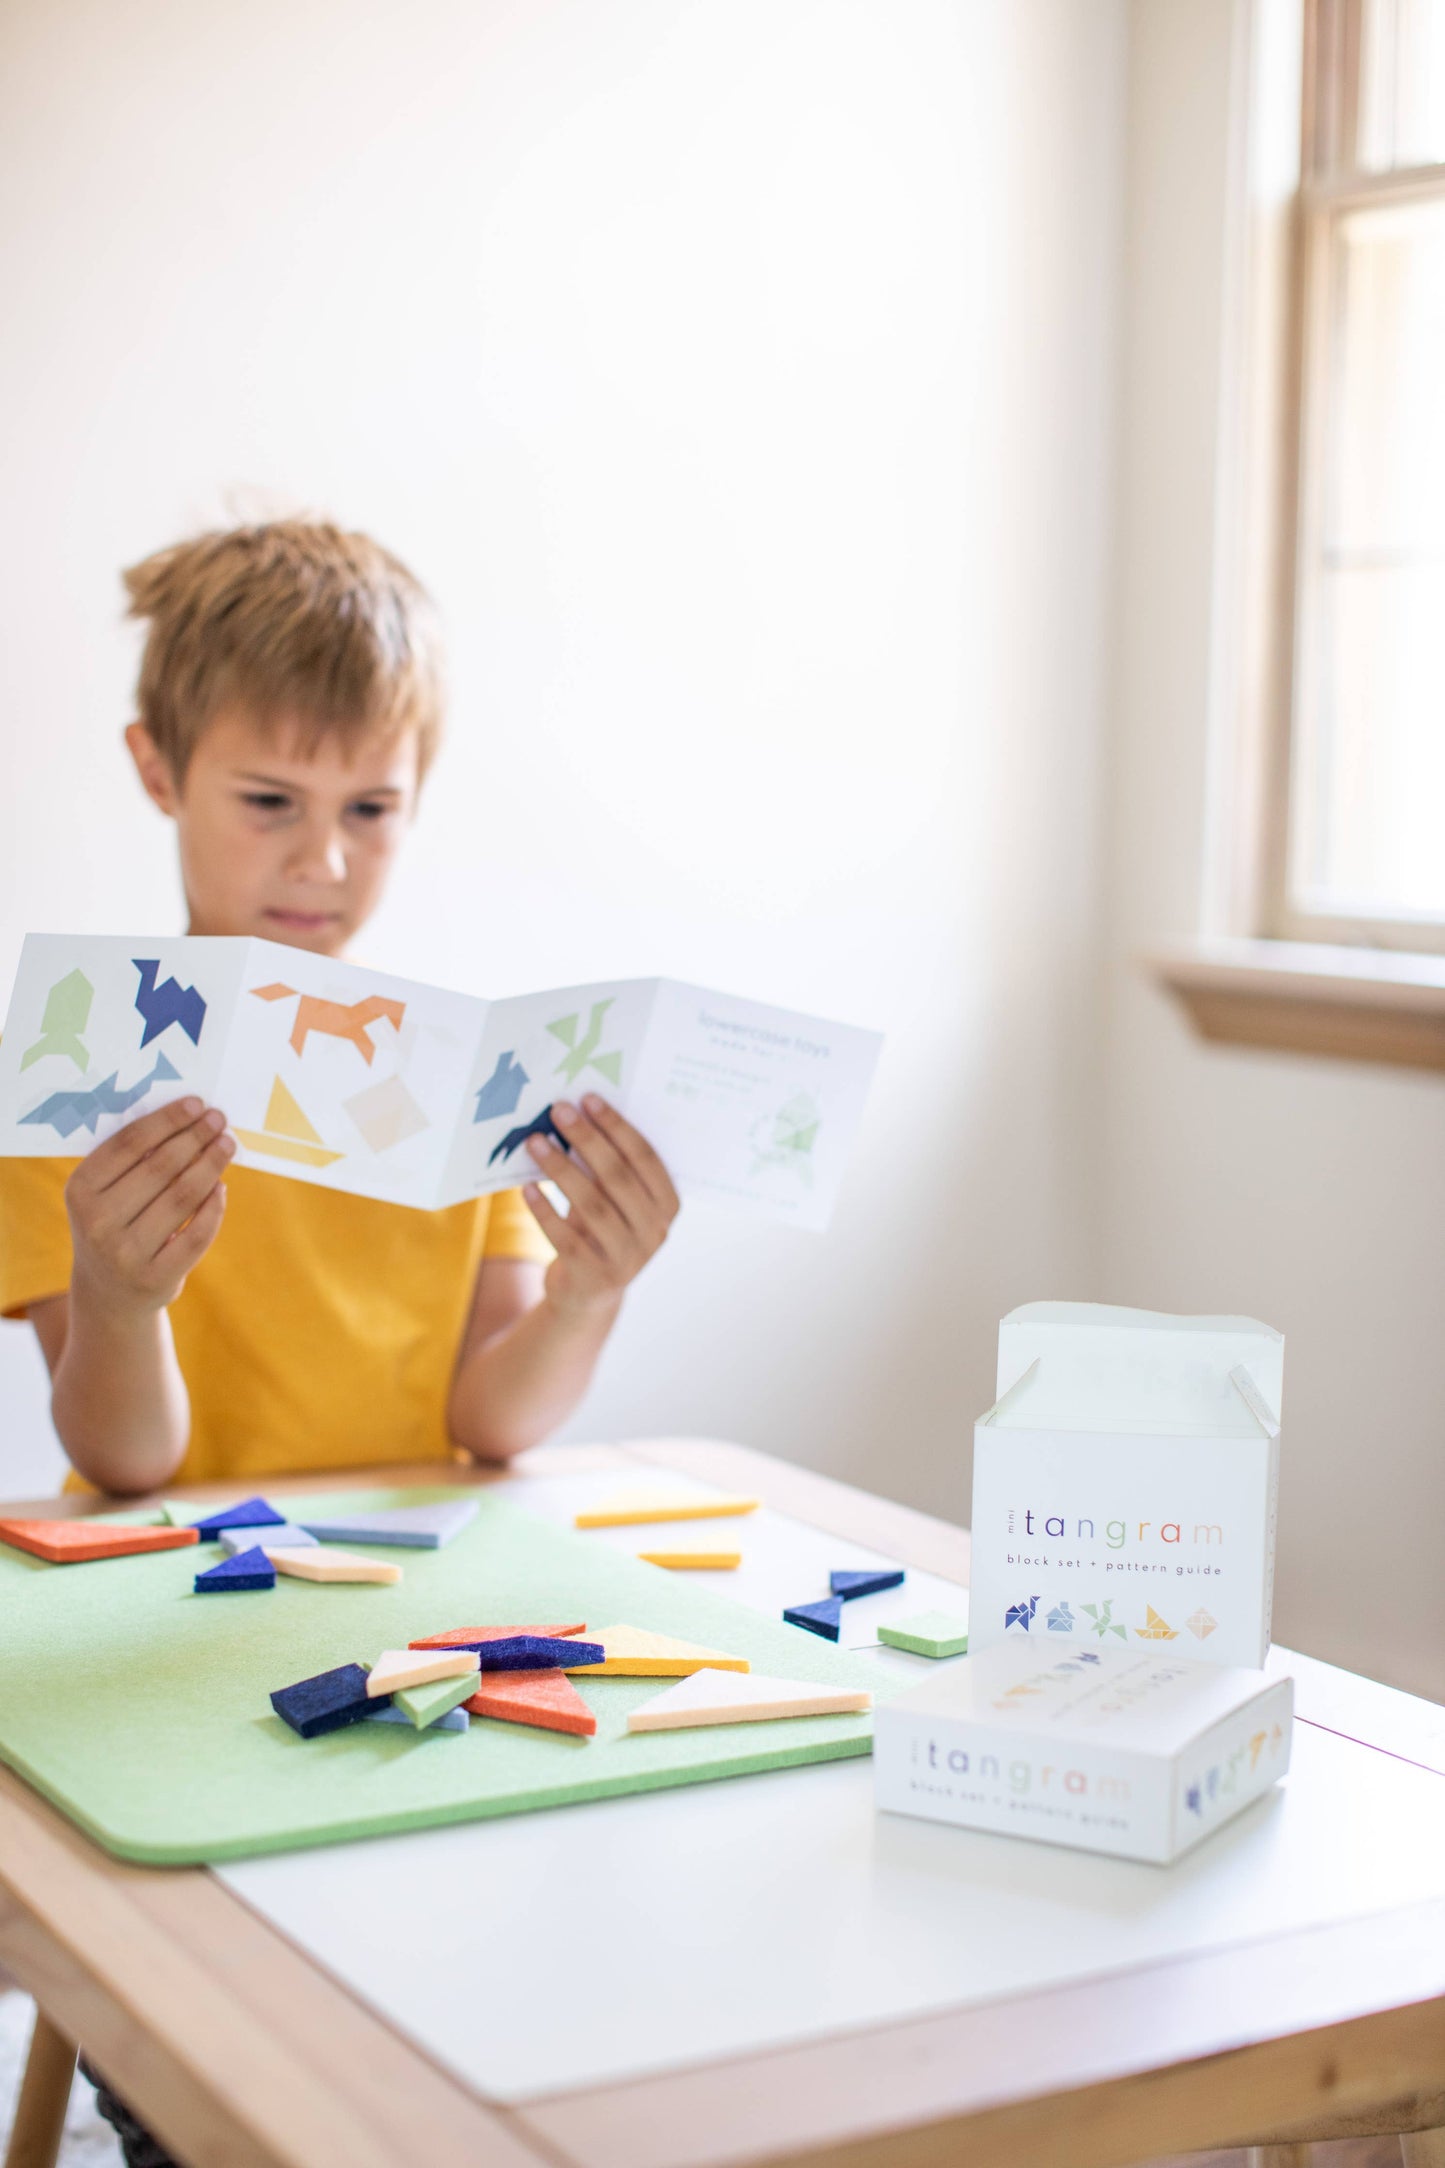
1103,0,1445,1699
0,3,1125,1513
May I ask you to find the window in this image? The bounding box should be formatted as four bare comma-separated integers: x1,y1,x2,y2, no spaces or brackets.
1274,0,1445,948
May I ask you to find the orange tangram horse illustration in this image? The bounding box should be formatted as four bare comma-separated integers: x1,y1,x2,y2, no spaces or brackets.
251,983,406,1064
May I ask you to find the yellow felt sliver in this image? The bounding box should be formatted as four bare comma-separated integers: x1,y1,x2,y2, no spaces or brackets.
637,1550,741,1570
574,1492,759,1529
563,1624,749,1676
627,1667,873,1733
365,1648,479,1698
269,1548,401,1585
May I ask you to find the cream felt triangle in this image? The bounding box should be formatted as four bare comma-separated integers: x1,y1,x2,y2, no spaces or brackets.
627,1667,872,1733
562,1625,749,1676
365,1648,480,1699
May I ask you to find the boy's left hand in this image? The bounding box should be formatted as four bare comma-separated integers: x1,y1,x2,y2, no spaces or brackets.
523,1095,680,1320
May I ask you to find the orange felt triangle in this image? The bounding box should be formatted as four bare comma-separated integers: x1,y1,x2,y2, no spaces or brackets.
0,1519,200,1565
464,1667,597,1738
408,1623,586,1650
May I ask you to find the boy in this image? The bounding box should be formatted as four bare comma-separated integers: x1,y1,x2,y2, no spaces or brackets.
0,518,680,1498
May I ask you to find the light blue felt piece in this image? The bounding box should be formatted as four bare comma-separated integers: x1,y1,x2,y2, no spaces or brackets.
296,1499,478,1549
365,1702,468,1733
220,1523,316,1555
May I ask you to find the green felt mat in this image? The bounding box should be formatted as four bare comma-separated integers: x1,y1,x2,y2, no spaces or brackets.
0,1488,888,1864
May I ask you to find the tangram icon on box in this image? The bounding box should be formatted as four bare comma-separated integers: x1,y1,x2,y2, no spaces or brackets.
344,1073,430,1153
235,1077,344,1168
1186,1608,1218,1639
1136,1604,1179,1641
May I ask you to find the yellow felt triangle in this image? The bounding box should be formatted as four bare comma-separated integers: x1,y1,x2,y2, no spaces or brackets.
562,1624,749,1676
574,1491,760,1529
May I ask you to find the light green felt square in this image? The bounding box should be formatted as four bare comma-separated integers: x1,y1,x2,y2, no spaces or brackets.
392,1670,477,1729
0,1486,897,1864
877,1611,970,1658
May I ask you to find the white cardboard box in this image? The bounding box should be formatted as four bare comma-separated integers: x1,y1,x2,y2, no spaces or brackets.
874,1644,1294,1862
969,1303,1283,1669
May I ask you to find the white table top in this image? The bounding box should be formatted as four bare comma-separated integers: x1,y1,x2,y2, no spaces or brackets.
218,1466,1445,2104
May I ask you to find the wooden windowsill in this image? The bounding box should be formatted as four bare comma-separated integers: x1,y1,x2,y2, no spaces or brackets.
1149,939,1445,1074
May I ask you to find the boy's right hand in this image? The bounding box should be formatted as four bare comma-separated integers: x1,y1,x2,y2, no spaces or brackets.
64,1096,235,1315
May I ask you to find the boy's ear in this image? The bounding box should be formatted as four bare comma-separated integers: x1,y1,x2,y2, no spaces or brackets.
124,722,181,816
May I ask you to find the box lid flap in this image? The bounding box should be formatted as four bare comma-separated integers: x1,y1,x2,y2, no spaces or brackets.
993,1302,1283,1435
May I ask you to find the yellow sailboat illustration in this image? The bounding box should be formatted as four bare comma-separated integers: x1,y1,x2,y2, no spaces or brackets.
234,1076,344,1168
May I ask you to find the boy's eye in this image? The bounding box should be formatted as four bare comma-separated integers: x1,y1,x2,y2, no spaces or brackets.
242,792,291,813
348,801,393,822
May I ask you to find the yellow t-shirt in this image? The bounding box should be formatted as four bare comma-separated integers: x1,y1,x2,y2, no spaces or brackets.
0,1159,551,1486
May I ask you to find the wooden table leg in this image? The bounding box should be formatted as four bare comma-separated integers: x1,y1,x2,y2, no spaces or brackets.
1402,2131,1445,2167
4,2006,76,2168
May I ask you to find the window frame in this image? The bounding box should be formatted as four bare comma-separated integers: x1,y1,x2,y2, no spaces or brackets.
1261,0,1445,956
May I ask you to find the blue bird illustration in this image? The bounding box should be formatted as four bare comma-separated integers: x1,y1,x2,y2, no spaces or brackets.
487,1104,567,1167
21,1052,180,1139
473,1050,529,1122
132,959,207,1048
1004,1595,1040,1632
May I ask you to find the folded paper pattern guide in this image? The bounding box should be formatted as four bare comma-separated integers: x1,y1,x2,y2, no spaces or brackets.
1,935,881,1229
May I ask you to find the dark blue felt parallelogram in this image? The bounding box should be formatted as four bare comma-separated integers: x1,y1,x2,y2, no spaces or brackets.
783,1596,844,1641
829,1568,906,1600
270,1663,387,1739
473,1635,604,1671
195,1547,275,1593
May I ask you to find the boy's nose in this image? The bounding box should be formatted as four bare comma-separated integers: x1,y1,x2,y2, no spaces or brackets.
288,826,348,884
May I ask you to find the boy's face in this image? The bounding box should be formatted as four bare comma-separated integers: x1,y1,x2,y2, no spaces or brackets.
126,709,421,956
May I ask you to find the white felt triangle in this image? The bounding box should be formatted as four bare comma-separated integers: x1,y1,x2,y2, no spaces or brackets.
626,1667,871,1733
365,1648,480,1698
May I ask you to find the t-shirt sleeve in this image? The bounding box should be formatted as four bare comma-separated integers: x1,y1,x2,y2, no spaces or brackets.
480,1184,553,1265
0,1157,77,1319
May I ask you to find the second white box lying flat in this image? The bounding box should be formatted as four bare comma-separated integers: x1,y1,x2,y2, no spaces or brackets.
874,1643,1293,1862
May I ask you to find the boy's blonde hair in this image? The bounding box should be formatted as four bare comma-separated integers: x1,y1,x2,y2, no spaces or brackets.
123,519,446,782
